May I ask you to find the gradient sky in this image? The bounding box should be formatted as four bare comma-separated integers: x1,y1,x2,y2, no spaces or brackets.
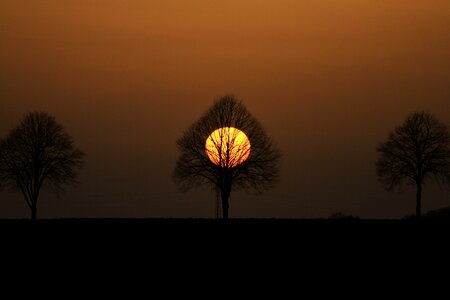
1,0,449,218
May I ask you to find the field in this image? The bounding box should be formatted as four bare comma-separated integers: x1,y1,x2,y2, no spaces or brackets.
2,218,448,269
1,217,447,241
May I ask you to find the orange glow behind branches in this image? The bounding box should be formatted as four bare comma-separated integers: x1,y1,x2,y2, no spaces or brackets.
205,127,251,168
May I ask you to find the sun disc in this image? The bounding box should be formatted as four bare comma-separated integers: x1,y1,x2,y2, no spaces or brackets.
205,127,251,168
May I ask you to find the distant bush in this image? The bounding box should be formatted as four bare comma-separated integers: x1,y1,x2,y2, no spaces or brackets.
328,212,359,220
425,206,450,219
402,214,417,220
403,206,450,220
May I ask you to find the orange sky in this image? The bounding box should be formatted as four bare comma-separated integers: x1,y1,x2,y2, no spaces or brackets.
1,0,449,218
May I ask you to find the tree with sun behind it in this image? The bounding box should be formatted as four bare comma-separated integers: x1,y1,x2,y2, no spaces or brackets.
174,95,281,219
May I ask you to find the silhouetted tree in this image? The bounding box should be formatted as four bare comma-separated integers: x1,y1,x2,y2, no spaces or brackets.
0,112,84,220
376,111,450,217
174,95,281,219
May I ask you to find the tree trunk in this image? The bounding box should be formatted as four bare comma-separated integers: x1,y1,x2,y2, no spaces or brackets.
221,185,231,220
31,197,38,221
416,182,422,218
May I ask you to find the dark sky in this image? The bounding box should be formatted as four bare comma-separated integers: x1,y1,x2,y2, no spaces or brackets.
1,0,449,218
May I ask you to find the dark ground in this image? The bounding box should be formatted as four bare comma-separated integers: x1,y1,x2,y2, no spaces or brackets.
2,218,448,265
1,217,448,243
1,218,448,283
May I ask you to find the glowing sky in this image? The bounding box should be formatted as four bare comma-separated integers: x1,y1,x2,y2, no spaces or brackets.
1,0,449,218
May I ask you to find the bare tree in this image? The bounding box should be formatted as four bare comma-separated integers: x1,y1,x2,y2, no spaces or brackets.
0,112,84,220
174,95,281,219
376,111,450,217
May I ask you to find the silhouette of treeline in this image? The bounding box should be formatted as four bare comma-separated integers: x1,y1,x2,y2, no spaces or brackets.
0,96,449,220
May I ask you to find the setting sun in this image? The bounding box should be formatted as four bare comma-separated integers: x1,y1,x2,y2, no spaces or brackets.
205,127,251,168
